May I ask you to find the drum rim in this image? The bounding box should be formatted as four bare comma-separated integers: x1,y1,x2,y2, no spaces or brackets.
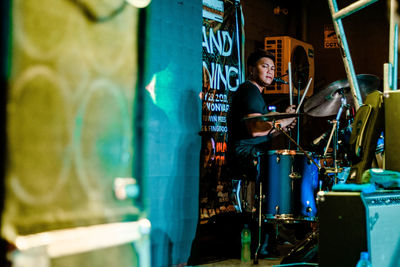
266,149,310,156
264,213,317,222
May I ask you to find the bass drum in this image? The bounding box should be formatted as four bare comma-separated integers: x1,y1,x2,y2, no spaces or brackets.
263,150,319,221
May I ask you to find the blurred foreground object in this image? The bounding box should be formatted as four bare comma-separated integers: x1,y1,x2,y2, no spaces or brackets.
11,219,151,267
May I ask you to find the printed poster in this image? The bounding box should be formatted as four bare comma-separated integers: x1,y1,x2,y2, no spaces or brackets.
200,0,243,222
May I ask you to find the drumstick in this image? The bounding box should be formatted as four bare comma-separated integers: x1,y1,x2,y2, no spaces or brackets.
288,62,293,106
323,120,337,157
296,77,313,113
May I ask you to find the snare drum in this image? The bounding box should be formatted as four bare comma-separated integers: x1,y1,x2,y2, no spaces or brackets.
263,150,319,221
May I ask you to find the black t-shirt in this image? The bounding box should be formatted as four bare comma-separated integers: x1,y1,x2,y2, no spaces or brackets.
227,81,270,158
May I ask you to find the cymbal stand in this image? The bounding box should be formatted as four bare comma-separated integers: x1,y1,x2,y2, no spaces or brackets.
323,92,348,184
254,153,262,265
276,124,320,170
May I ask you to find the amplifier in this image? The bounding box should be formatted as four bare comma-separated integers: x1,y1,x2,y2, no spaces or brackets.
318,191,400,267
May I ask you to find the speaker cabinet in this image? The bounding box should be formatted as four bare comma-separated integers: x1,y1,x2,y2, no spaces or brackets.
318,191,400,267
384,90,400,172
2,0,142,238
264,36,314,96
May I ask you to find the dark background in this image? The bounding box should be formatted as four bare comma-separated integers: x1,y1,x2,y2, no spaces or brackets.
243,0,389,88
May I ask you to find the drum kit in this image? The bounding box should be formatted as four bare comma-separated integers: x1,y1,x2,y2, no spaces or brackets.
241,74,381,262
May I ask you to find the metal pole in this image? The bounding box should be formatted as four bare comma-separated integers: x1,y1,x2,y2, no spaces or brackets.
387,0,399,91
384,63,392,94
327,0,363,108
332,0,378,20
384,0,398,93
389,0,396,69
327,0,380,108
393,24,398,90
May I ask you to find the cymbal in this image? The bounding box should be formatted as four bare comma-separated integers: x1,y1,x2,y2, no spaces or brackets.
242,112,301,121
304,74,380,117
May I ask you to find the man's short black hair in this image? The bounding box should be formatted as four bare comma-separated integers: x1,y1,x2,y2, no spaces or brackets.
247,49,275,67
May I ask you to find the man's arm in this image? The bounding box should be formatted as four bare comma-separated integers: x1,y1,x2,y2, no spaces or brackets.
244,113,275,137
244,110,297,137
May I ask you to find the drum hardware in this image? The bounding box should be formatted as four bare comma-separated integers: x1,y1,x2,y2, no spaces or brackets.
264,215,316,223
303,74,381,187
324,167,344,174
289,172,301,179
305,202,312,215
321,90,349,185
280,229,319,265
318,168,334,191
254,183,264,264
231,179,242,213
254,152,263,265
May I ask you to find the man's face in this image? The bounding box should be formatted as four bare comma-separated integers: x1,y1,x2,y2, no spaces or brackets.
250,57,275,87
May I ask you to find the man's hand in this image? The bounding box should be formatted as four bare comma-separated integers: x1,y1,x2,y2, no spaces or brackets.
279,105,297,131
285,105,296,114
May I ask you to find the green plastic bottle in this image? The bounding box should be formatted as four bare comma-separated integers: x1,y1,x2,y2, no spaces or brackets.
241,224,251,263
